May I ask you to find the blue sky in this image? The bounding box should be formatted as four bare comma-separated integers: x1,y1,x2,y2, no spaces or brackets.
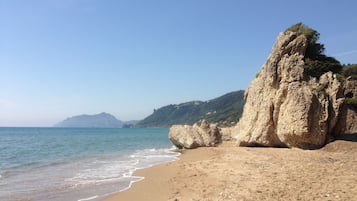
1,0,357,126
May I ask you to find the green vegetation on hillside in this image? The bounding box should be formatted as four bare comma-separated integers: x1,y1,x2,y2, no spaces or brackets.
136,91,245,128
285,23,342,78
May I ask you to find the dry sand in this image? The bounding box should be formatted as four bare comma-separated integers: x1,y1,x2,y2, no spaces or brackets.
103,140,357,201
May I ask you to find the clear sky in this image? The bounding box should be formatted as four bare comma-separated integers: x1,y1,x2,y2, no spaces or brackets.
1,0,357,127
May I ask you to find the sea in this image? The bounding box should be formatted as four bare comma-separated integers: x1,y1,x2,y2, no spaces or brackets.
0,127,179,201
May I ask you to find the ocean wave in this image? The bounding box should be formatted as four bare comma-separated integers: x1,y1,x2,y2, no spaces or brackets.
65,147,179,189
0,170,8,180
65,159,139,186
132,147,180,160
130,147,181,159
77,195,98,201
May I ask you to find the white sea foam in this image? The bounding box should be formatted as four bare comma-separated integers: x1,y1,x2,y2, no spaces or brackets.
117,176,144,193
66,147,179,190
65,159,139,186
78,195,98,201
59,148,179,201
0,170,8,180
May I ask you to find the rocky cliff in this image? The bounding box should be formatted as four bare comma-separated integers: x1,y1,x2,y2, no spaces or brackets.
234,30,357,149
333,79,357,135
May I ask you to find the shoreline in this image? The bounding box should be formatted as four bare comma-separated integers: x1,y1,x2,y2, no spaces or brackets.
102,144,221,201
103,140,357,201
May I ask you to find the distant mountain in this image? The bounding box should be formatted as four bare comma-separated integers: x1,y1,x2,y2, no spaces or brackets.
55,112,124,128
122,120,140,128
136,90,245,128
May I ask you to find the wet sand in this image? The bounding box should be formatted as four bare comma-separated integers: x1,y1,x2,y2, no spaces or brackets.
103,140,357,201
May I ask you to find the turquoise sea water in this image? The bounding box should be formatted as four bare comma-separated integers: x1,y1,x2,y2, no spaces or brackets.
0,127,179,201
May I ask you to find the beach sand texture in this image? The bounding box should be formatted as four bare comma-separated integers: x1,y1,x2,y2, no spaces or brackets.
104,140,357,201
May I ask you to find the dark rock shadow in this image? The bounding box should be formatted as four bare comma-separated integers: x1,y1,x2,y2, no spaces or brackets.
323,133,357,152
334,133,357,142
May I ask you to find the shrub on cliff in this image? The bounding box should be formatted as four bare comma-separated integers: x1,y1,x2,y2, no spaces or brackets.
343,64,357,80
304,56,342,77
285,23,342,78
346,98,357,107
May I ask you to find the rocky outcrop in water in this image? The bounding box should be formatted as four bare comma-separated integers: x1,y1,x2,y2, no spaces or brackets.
234,30,356,149
169,120,221,149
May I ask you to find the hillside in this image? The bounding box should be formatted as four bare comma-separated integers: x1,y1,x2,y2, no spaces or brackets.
54,112,123,128
136,90,245,128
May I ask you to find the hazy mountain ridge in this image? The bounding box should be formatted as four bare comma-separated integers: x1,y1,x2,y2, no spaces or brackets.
55,112,125,128
136,90,245,128
55,91,245,128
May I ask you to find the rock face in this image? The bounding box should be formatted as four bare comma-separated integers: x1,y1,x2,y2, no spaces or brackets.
234,31,355,149
169,120,221,149
334,79,357,135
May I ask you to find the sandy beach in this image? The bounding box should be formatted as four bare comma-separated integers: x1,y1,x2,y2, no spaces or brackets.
103,140,357,201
